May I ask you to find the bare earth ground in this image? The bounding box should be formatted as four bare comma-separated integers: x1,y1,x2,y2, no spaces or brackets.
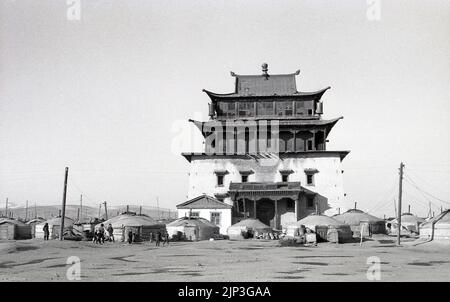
0,235,449,282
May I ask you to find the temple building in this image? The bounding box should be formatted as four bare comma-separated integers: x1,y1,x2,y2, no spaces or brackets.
177,64,350,234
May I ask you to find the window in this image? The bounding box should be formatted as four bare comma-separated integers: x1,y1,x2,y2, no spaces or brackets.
238,102,255,117
190,211,200,217
282,174,289,182
295,101,305,115
276,101,293,116
241,175,248,183
217,175,224,186
306,174,314,186
257,101,274,116
217,102,236,118
307,140,313,151
307,197,315,208
210,212,221,226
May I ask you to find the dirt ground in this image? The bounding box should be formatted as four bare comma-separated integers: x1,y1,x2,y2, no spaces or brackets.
0,235,449,282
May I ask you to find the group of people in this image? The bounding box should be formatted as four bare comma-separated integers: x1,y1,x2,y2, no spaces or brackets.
150,231,170,247
93,223,114,244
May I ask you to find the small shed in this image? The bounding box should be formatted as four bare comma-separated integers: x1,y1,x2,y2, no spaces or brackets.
333,209,386,236
35,216,75,239
293,214,353,243
227,218,272,240
420,210,450,241
167,217,220,241
0,219,32,240
98,214,166,242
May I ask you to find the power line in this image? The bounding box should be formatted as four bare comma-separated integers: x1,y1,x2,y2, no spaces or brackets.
404,175,450,206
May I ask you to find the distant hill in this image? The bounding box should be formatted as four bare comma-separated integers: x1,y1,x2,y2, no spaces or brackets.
0,204,177,221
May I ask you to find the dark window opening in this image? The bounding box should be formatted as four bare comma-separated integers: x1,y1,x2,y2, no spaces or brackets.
308,109,313,115
307,140,313,151
282,174,289,182
306,174,314,186
241,175,248,183
217,175,224,186
190,211,200,217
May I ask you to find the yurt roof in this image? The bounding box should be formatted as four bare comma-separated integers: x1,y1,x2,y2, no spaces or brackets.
26,218,46,225
0,218,27,226
98,214,162,228
230,218,271,230
167,217,219,229
41,216,75,226
391,213,425,224
334,209,383,225
296,214,346,228
421,210,450,228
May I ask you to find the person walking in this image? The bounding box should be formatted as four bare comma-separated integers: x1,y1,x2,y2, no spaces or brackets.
107,223,114,242
43,223,49,240
163,232,169,246
128,230,133,244
97,223,105,244
155,231,161,247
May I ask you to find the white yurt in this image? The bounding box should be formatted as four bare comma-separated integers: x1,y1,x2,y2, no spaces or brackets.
35,216,75,239
419,210,450,241
26,218,46,238
291,214,353,243
167,217,220,241
390,213,425,234
97,213,166,242
333,209,386,236
227,218,272,240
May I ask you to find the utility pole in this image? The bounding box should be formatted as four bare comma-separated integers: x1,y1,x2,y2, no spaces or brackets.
354,202,357,210
397,162,404,246
394,198,397,218
103,201,108,220
5,198,8,218
98,204,102,219
59,167,69,241
34,202,37,219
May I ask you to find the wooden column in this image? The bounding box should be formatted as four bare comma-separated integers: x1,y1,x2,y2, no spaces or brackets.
294,198,298,221
243,198,246,219
253,198,257,219
274,199,278,230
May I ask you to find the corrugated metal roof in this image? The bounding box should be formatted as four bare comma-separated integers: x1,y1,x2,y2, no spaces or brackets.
176,195,232,209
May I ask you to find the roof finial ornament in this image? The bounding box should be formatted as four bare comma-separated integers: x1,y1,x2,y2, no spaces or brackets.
262,62,269,79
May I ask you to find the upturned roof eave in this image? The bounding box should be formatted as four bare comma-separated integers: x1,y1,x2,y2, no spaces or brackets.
202,86,331,101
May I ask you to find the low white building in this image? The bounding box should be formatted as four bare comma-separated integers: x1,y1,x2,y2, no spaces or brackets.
176,195,232,234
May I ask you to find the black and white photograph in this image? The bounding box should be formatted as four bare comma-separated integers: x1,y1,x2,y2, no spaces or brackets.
0,0,449,289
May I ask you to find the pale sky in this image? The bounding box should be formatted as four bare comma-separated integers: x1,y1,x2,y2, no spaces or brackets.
0,0,449,218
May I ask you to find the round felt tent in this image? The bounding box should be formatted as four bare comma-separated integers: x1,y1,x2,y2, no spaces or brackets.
97,213,166,242
0,218,32,240
333,209,386,236
419,210,450,241
227,218,272,240
390,213,425,234
167,217,220,241
26,218,46,238
293,214,353,243
35,216,75,239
